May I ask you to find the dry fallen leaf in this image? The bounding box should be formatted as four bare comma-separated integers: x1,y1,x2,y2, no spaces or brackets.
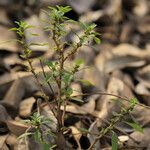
88,121,100,150
0,134,9,149
5,134,17,149
6,120,29,136
131,105,150,127
96,76,134,127
0,25,18,52
135,83,150,106
112,44,150,61
67,0,96,14
127,128,150,148
61,95,98,115
135,65,150,88
104,55,145,73
3,79,25,107
70,126,82,150
70,82,82,99
133,0,149,17
41,105,57,131
25,15,49,53
19,97,36,118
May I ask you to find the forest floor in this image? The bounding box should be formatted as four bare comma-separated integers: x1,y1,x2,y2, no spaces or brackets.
0,0,150,149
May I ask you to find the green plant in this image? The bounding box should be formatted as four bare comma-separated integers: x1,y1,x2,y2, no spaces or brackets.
19,112,56,150
88,97,138,150
11,5,143,150
12,5,100,149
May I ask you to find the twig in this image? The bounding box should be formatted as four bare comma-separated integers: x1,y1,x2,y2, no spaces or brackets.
88,106,134,150
37,98,42,114
61,100,67,126
52,22,64,130
64,42,82,61
39,59,58,108
21,37,57,119
71,91,150,110
39,59,55,96
96,118,138,144
66,101,138,145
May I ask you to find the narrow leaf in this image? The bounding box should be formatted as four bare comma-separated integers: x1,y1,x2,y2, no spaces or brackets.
79,79,94,86
30,33,39,36
50,144,57,150
94,37,101,44
29,42,49,46
111,131,118,150
130,97,138,106
71,98,84,103
126,122,143,133
34,130,42,143
75,59,84,66
9,28,18,31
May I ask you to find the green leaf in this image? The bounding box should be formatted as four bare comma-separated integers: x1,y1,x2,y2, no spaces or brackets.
130,97,138,106
29,42,49,46
88,23,97,31
126,122,143,133
34,130,42,143
20,54,26,59
30,33,39,36
94,37,101,44
23,119,32,124
75,59,84,66
46,61,56,70
111,131,118,150
80,22,88,30
9,27,18,31
71,98,84,103
45,74,53,83
66,19,78,24
25,49,32,57
30,112,44,125
14,21,33,30
57,6,72,13
48,6,55,11
46,130,57,138
62,72,73,84
50,144,57,150
42,143,50,150
64,87,73,96
79,79,94,86
112,111,121,117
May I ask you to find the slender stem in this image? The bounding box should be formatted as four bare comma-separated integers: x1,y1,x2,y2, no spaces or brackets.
27,58,57,118
88,107,134,150
61,100,67,126
39,59,58,105
21,34,57,118
71,91,150,110
63,100,138,145
52,22,64,130
95,116,138,144
64,42,82,62
37,98,42,114
40,59,55,94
